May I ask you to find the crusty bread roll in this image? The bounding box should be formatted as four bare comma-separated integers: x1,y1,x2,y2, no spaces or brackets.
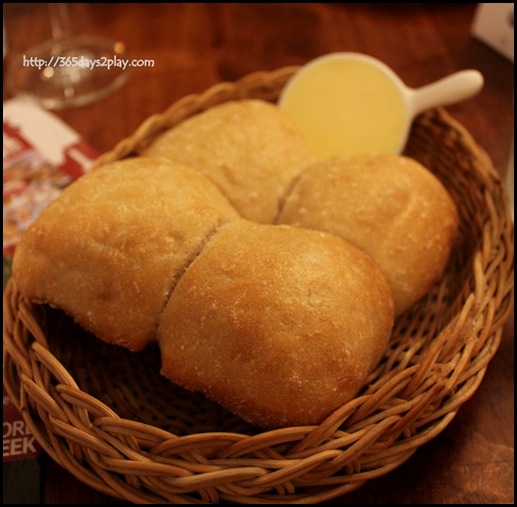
143,99,317,224
158,220,394,428
277,154,459,316
12,102,455,430
12,157,239,351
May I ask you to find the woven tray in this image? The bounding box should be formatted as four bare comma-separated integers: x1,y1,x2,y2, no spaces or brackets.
3,66,514,504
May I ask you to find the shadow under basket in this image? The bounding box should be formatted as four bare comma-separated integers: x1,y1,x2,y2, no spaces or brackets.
3,67,514,504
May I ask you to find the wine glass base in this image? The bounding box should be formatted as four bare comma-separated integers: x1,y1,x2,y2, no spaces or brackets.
6,35,130,110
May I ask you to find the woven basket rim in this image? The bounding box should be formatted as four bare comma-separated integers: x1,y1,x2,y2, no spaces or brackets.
3,66,514,504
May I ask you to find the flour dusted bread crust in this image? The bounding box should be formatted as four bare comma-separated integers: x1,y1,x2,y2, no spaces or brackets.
158,220,394,428
143,99,317,223
277,154,459,316
12,100,459,429
12,157,239,351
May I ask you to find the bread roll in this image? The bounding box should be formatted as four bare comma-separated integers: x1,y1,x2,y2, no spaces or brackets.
143,99,317,224
277,154,459,316
12,157,239,350
158,220,394,428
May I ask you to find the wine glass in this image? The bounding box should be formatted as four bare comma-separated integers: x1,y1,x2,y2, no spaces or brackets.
5,3,129,110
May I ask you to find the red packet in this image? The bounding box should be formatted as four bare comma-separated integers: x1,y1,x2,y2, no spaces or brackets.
3,97,99,255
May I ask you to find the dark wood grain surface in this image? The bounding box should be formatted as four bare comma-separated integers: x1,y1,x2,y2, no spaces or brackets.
3,3,514,504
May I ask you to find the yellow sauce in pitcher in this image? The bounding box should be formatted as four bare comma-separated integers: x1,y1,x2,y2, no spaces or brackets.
279,55,407,158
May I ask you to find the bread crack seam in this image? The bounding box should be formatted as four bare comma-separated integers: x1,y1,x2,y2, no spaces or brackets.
154,220,234,336
274,164,312,224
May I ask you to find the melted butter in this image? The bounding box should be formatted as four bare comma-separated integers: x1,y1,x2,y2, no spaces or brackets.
280,58,407,158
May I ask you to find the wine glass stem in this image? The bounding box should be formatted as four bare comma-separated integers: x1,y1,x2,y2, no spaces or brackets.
49,3,72,47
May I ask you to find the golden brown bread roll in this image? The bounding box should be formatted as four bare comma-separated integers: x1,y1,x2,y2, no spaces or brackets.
277,154,459,316
11,101,455,430
158,220,394,428
12,157,239,350
143,99,318,224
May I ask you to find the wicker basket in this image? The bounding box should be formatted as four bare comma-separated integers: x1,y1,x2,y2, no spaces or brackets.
3,67,514,504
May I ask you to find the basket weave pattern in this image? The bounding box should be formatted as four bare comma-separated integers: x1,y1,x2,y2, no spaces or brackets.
3,67,514,504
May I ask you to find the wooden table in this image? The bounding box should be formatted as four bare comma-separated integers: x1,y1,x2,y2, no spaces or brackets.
3,3,514,504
